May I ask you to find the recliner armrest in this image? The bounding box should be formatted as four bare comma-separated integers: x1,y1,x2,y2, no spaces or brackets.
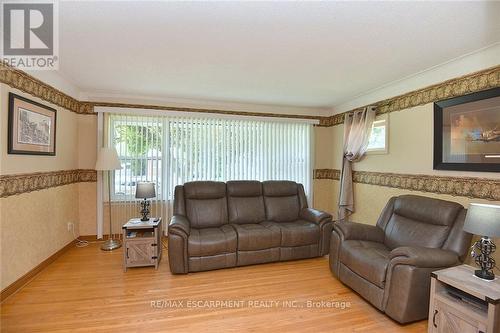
389,246,459,268
300,208,332,224
169,215,191,236
334,221,385,243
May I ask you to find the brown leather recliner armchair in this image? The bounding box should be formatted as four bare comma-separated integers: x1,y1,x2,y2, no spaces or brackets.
329,195,472,324
169,180,333,274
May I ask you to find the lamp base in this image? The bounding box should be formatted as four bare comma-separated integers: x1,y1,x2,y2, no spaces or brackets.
101,239,122,251
470,237,496,281
474,269,495,280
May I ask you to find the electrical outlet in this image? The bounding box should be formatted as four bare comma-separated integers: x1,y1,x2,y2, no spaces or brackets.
67,222,74,232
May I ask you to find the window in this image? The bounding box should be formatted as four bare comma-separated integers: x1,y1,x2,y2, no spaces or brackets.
367,114,388,153
108,114,313,203
111,116,164,200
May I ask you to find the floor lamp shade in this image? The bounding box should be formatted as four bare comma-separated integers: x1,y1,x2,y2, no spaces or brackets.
95,147,121,171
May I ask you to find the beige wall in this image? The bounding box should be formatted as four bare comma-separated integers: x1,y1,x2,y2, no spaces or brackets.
0,84,80,174
356,104,500,179
0,83,86,290
0,185,79,289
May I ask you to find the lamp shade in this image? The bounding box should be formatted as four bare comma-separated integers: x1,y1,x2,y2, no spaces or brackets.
463,203,500,237
135,182,156,199
95,147,121,171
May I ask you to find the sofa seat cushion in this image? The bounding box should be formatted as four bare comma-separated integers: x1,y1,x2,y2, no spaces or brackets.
267,220,320,247
188,225,237,257
232,223,281,251
340,240,390,288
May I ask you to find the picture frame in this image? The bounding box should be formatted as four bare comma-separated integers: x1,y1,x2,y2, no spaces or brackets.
433,87,500,172
8,93,57,156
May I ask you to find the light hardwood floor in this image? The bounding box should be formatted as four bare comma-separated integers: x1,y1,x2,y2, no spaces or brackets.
1,243,427,332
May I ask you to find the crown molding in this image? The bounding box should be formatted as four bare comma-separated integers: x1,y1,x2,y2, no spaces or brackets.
313,169,500,201
0,62,327,121
319,65,500,127
0,62,89,114
2,61,498,126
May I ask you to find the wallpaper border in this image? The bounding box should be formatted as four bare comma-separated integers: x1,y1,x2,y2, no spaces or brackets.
0,62,325,121
0,169,97,198
1,62,498,126
320,65,500,127
313,169,500,201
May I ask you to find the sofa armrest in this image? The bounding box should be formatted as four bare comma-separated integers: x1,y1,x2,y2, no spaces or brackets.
300,208,332,225
334,221,385,243
389,246,459,268
169,215,191,236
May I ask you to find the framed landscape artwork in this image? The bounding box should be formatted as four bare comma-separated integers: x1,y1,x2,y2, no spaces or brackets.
434,87,500,172
8,93,57,156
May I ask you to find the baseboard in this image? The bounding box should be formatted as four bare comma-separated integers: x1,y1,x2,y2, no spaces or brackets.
1,234,169,301
1,239,77,302
79,234,102,241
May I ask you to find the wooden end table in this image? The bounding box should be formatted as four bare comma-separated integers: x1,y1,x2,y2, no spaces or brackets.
429,264,500,333
122,217,162,271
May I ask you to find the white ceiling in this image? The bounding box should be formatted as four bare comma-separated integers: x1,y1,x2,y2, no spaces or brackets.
57,1,500,112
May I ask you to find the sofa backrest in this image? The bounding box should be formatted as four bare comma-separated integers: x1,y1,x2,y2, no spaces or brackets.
377,195,465,250
182,181,228,228
174,180,310,227
227,181,266,224
262,181,307,222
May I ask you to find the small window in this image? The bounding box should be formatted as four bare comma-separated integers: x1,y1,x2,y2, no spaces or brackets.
367,114,388,153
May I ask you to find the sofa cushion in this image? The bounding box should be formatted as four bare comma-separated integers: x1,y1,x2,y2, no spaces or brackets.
231,223,281,251
184,181,226,199
263,181,301,222
340,240,390,288
393,195,462,226
184,181,228,228
262,181,298,197
266,220,319,247
188,225,237,257
227,181,262,197
227,181,266,224
383,214,451,250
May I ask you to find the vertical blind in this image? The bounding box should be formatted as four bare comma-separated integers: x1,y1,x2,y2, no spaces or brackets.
106,113,313,228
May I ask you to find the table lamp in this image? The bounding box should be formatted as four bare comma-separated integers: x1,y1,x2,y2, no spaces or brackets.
463,203,500,280
135,182,156,221
95,147,122,251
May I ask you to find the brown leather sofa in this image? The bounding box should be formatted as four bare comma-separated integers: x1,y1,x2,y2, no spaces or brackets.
168,180,333,273
329,195,472,324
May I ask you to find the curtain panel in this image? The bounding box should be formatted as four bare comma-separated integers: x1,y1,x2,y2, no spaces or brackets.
338,106,376,220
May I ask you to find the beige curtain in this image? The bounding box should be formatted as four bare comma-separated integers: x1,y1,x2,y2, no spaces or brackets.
338,106,376,221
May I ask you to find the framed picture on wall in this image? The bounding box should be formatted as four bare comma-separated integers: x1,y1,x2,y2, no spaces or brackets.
434,87,500,172
8,93,57,156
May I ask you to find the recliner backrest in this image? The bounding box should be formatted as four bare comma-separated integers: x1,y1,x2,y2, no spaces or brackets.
442,209,472,262
183,181,228,228
262,181,307,222
379,195,464,250
227,181,266,224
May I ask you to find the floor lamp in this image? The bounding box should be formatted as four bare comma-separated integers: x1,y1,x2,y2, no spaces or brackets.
96,147,122,251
